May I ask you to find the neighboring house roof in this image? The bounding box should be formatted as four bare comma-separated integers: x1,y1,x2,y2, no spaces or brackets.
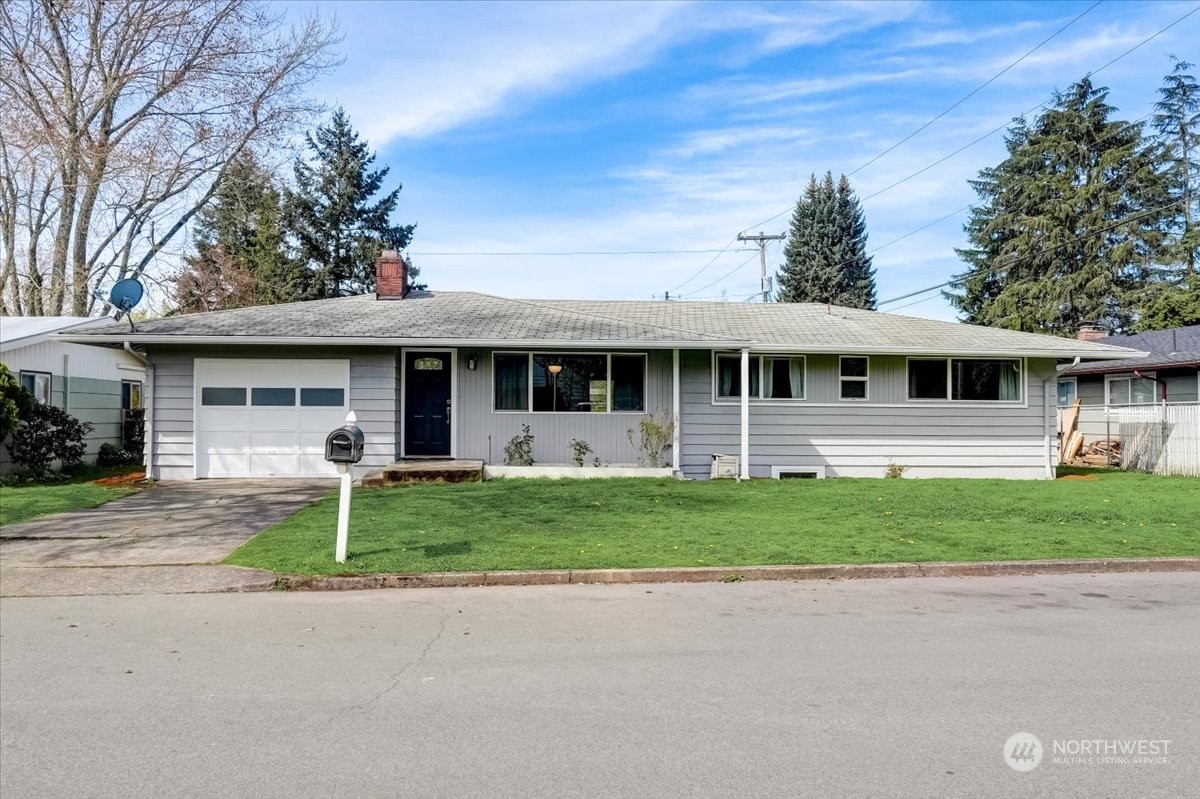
1060,325,1200,375
0,316,115,351
61,291,1146,359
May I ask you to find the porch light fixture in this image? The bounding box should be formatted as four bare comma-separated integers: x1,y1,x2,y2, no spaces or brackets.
467,356,477,370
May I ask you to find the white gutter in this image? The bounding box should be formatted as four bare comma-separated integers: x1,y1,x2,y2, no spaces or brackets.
1044,357,1080,477
57,333,1150,360
123,342,155,478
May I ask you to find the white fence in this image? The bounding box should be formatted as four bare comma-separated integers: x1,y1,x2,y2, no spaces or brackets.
1059,402,1200,477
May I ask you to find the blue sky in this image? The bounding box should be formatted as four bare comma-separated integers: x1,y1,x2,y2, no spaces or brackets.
295,0,1199,320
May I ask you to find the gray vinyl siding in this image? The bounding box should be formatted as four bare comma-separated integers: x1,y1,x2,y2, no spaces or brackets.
0,374,125,474
145,346,397,480
454,348,673,465
1075,368,1198,405
1165,370,1199,402
679,352,1056,479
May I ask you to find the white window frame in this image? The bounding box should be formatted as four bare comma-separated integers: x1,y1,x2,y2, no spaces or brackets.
905,356,1026,405
19,370,52,405
1104,372,1157,406
712,352,806,404
491,351,648,414
839,356,870,401
1055,377,1077,407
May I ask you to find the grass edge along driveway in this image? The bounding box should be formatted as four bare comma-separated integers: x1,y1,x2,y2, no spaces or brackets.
225,470,1200,576
0,474,140,527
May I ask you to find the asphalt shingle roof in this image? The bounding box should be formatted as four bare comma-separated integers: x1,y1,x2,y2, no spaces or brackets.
1061,325,1200,374
65,291,1145,359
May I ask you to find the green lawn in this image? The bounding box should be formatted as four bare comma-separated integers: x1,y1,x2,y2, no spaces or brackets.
0,469,142,527
225,469,1200,576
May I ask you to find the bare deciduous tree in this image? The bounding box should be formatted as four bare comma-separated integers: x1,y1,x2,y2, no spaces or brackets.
0,0,340,316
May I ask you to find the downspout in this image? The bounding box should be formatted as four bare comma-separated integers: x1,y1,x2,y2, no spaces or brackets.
671,349,681,477
62,353,70,413
1045,357,1080,478
123,342,154,477
1133,370,1168,402
739,348,750,481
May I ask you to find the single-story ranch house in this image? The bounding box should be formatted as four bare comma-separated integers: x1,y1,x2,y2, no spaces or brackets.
64,252,1144,481
1058,324,1199,406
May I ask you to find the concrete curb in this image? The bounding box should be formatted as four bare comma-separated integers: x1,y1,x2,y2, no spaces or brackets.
274,557,1200,592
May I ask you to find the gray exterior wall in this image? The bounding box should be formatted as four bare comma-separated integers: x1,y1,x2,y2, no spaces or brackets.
678,352,1057,479
452,348,673,465
146,346,397,480
1073,368,1199,405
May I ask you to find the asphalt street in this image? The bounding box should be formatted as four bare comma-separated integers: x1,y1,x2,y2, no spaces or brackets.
1,573,1197,798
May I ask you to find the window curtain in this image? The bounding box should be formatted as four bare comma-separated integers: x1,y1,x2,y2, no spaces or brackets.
788,358,805,399
762,358,774,399
719,358,735,397
999,362,1019,401
495,356,528,410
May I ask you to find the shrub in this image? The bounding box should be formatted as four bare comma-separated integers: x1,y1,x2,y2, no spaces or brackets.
0,363,34,441
97,442,140,467
884,461,907,479
8,403,94,478
628,411,676,468
569,438,593,467
503,424,535,466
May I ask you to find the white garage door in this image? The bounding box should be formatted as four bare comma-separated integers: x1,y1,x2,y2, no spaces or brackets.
195,359,351,478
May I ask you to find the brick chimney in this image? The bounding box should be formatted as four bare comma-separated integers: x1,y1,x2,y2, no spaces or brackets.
375,250,407,299
1076,324,1108,342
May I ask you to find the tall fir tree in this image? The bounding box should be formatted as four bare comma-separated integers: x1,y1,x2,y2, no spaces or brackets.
286,108,415,298
173,154,305,313
946,78,1167,335
1134,59,1200,331
776,172,876,309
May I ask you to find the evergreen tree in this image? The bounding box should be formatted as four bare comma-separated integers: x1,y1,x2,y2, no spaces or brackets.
776,172,876,308
946,78,1167,335
173,154,304,313
1151,58,1200,276
285,108,415,298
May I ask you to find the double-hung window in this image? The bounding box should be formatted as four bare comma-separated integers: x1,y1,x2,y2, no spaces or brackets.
839,357,869,400
907,358,1022,402
493,353,646,413
714,354,805,400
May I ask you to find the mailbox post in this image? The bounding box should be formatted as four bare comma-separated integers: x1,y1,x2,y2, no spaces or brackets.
325,411,365,563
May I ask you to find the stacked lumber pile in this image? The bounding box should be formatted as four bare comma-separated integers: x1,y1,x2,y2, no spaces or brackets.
1059,399,1083,464
1076,439,1120,467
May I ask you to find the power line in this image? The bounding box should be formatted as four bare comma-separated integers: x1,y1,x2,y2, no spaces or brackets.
846,0,1103,178
679,252,762,298
666,235,741,294
875,196,1192,308
411,248,752,256
737,4,1198,235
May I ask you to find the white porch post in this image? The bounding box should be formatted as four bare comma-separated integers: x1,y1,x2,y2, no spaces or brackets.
672,348,681,474
740,348,750,481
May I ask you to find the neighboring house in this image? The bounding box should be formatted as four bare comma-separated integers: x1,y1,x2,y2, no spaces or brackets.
62,252,1143,481
1057,325,1200,407
1,316,147,471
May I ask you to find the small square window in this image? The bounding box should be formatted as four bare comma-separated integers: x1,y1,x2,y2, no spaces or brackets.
839,357,869,401
19,371,52,405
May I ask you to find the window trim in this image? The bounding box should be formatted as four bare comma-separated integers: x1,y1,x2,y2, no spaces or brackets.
491,351,648,414
905,356,1026,405
1104,371,1157,406
121,379,143,410
19,370,52,405
1056,377,1077,407
711,352,807,404
838,356,870,402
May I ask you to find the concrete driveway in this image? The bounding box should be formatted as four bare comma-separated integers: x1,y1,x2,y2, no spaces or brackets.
0,480,334,597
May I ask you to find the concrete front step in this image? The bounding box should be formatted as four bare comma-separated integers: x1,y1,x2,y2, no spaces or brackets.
361,459,484,486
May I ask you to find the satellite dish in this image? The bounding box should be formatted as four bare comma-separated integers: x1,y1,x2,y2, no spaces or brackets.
109,278,145,313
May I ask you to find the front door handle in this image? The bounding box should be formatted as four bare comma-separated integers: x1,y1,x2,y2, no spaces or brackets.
445,398,452,424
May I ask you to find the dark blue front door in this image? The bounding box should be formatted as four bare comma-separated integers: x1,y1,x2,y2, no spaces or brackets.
404,352,452,456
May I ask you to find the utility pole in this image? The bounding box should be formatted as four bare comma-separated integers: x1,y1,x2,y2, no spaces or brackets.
737,231,785,302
